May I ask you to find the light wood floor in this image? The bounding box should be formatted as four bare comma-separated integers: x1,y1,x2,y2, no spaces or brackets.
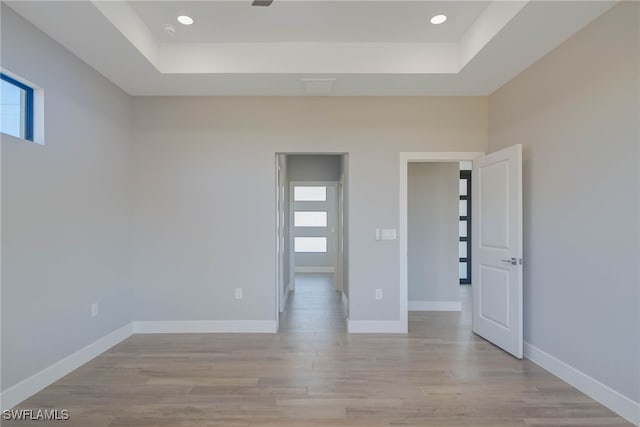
6,274,630,426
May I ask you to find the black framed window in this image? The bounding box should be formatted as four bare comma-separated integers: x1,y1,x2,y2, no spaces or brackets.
459,170,471,284
1,73,34,141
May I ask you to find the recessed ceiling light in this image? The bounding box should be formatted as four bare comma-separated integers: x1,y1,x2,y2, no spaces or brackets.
430,14,447,25
163,25,176,36
177,15,194,26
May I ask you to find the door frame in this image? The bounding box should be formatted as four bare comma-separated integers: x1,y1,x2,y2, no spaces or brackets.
399,152,485,332
275,155,284,326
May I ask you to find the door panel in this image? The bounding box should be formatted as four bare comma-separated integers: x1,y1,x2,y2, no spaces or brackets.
473,144,523,358
479,265,510,328
479,160,510,248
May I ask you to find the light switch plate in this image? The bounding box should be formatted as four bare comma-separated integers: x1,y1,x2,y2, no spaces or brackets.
380,229,397,240
235,288,243,300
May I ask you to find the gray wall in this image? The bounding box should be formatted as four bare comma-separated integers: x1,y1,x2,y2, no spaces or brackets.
407,163,459,303
1,6,133,391
131,97,488,322
489,2,639,402
287,155,342,182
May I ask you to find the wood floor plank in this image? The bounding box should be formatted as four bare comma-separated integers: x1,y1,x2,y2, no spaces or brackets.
4,275,632,426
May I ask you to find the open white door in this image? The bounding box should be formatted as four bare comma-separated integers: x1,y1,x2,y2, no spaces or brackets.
472,144,523,358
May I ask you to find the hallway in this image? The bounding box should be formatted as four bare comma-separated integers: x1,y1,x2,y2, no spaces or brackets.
279,273,347,332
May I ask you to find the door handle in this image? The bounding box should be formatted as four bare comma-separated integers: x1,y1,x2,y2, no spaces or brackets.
501,257,517,266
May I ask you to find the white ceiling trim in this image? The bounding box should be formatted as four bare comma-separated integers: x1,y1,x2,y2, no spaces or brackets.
91,0,523,75
92,1,159,65
460,1,527,66
158,42,460,74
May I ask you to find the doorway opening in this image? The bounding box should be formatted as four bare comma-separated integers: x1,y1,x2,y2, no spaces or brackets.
406,161,471,315
399,152,484,334
405,160,476,343
275,154,349,332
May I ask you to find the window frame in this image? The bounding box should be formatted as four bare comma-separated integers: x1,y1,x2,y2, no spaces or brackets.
1,73,34,141
459,170,472,284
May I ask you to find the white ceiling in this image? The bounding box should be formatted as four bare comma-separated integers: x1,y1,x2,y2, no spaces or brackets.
129,1,491,43
5,1,615,96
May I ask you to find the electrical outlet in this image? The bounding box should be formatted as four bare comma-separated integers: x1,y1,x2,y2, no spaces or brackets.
375,289,383,300
235,288,243,300
91,303,99,318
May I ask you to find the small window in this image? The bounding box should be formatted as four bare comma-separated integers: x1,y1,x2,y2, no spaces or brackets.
458,241,467,258
459,179,468,196
459,200,468,217
459,262,468,280
458,220,468,238
294,211,327,227
294,237,327,253
1,73,34,141
294,186,326,201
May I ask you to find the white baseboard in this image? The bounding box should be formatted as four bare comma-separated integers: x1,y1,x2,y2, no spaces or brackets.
133,320,278,334
524,342,640,425
0,323,133,411
347,319,407,333
295,266,335,273
408,300,462,311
